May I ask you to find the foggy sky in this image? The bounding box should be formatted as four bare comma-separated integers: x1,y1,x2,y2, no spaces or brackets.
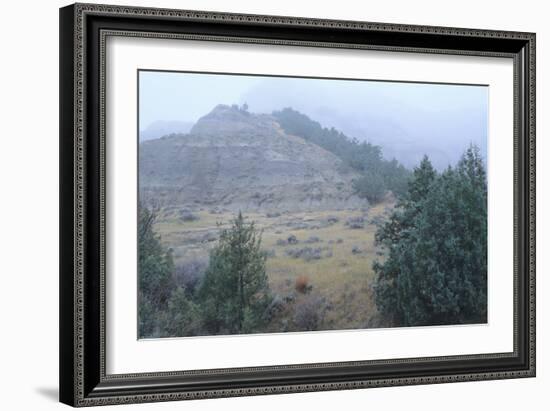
139,71,488,170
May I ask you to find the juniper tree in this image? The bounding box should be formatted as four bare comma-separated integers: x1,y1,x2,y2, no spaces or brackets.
374,155,436,249
199,212,271,334
352,171,386,204
373,146,487,326
138,204,176,337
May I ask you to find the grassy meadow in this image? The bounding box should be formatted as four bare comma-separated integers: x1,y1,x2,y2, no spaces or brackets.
152,201,394,333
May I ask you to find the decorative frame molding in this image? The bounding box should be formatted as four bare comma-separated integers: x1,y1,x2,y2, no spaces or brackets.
60,3,535,407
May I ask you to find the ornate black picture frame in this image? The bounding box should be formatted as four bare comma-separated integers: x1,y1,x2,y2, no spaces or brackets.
59,3,535,407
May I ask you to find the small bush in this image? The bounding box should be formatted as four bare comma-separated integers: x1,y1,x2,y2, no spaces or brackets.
295,275,312,294
276,239,287,246
285,247,323,261
293,295,327,331
305,236,321,244
180,211,199,222
283,291,296,303
262,249,277,258
336,238,344,244
351,245,363,255
265,294,286,319
200,231,217,243
174,258,208,294
287,221,309,230
266,211,282,218
326,215,340,224
345,216,365,229
162,287,203,336
280,318,290,332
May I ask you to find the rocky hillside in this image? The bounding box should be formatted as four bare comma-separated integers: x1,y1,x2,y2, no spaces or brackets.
139,105,367,212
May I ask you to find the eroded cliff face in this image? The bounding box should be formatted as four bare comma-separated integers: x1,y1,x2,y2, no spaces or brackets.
139,105,367,212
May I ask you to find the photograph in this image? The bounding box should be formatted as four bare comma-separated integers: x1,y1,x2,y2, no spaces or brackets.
137,71,489,339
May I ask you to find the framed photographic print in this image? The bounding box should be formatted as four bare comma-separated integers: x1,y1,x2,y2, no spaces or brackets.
59,3,536,407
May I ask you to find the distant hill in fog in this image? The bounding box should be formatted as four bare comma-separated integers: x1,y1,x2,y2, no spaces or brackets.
240,78,487,170
140,120,194,141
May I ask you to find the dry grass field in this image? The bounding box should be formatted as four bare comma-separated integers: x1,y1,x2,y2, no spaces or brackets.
153,200,395,333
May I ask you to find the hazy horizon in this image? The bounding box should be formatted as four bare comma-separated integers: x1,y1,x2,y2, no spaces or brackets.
139,71,488,170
